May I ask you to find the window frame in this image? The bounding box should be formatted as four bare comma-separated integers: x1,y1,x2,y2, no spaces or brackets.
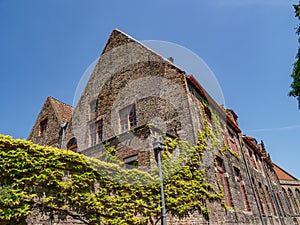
228,131,238,154
124,154,138,169
252,178,264,214
216,157,233,207
90,119,103,146
234,167,251,212
39,117,48,136
258,182,270,215
67,137,78,152
265,185,277,216
119,104,137,133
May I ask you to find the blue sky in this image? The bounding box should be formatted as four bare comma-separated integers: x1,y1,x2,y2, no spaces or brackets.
0,0,299,178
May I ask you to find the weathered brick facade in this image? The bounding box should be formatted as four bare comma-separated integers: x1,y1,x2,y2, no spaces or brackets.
274,164,300,224
28,29,299,225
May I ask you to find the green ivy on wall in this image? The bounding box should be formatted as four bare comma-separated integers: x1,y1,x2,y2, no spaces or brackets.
0,105,239,225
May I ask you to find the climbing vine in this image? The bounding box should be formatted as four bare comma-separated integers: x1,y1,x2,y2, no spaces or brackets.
0,132,221,225
199,100,240,210
0,103,240,224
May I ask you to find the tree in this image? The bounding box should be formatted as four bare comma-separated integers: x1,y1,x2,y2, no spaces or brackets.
290,2,300,108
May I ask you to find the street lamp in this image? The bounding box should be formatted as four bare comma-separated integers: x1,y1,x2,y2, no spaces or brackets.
153,140,167,225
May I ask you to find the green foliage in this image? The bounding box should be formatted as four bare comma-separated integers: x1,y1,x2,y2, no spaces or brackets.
0,105,239,224
290,1,300,108
0,133,222,225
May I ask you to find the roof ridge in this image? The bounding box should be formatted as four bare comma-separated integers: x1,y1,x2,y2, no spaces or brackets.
48,96,73,108
47,96,73,124
102,29,185,74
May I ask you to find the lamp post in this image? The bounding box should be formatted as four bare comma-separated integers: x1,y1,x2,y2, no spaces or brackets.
153,140,167,225
59,122,68,149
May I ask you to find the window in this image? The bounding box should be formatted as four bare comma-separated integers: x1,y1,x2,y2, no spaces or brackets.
283,188,293,214
288,188,299,214
90,99,99,119
119,104,137,132
204,107,212,129
39,118,48,135
215,157,233,207
252,178,264,214
67,137,78,152
249,151,258,170
255,154,261,171
90,119,103,146
296,189,300,207
234,168,250,212
258,182,270,215
124,154,138,169
229,131,238,153
277,192,286,216
265,186,277,216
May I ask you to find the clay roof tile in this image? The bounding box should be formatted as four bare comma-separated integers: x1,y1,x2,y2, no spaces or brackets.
48,96,73,124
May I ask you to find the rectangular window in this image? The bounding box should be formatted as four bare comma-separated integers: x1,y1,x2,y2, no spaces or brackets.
216,157,233,207
234,167,250,212
259,182,270,215
252,178,264,214
90,119,103,146
90,99,99,119
119,104,137,132
255,155,262,171
124,154,138,169
204,107,212,129
229,131,238,154
249,151,258,170
39,118,48,135
265,186,277,216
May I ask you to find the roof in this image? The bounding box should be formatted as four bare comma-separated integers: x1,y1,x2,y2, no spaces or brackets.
48,96,73,124
273,164,298,181
186,75,241,133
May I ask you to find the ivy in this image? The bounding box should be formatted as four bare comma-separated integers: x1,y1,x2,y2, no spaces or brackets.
0,105,239,225
200,103,240,210
0,133,223,225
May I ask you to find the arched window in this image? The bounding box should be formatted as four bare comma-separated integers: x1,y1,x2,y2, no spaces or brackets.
258,182,270,215
67,137,78,152
252,178,264,214
288,188,299,214
265,186,276,216
296,189,300,207
277,193,285,216
282,188,292,214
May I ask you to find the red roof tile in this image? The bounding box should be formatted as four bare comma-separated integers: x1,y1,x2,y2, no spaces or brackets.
48,96,73,124
273,164,297,181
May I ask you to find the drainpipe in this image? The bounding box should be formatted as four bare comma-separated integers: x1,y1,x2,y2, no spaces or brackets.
60,122,68,149
237,135,266,225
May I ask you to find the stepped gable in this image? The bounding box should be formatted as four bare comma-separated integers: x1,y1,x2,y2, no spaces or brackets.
243,135,260,152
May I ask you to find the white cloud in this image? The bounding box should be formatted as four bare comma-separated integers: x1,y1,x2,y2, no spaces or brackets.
245,125,300,133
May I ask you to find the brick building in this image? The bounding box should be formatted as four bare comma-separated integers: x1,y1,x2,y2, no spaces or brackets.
274,164,300,224
28,29,299,225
